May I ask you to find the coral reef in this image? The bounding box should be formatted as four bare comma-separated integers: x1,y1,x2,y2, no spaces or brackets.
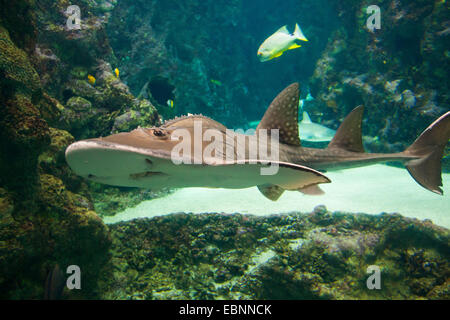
0,0,448,300
0,0,170,298
89,184,174,217
0,1,113,299
308,0,449,170
99,209,449,300
30,0,159,140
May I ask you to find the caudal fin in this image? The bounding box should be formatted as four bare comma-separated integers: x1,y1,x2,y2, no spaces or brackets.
294,23,308,42
404,112,450,195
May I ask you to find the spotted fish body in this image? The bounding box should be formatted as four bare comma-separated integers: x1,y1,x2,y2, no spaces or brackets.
66,83,450,201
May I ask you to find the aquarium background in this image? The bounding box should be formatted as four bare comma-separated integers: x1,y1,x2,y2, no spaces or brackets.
0,0,448,300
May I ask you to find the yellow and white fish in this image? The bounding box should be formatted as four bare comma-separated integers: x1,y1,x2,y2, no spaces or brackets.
114,68,120,78
257,23,308,62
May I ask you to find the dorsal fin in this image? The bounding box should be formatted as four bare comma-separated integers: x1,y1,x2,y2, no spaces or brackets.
301,111,312,123
276,25,290,34
257,83,301,146
327,105,365,152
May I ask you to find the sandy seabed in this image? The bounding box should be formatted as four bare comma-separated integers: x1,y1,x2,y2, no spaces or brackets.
104,164,450,229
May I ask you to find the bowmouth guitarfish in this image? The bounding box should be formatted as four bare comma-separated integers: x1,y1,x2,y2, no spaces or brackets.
66,83,450,200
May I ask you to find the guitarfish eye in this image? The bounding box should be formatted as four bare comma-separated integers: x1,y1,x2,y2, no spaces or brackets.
153,129,165,137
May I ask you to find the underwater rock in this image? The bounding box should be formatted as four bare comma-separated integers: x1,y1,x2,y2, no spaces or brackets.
62,96,98,130
88,184,173,217
33,46,61,92
66,96,93,112
38,128,74,166
38,127,77,185
401,89,416,109
0,172,111,299
70,66,88,80
112,110,142,132
384,79,402,94
61,76,133,138
60,60,148,139
35,0,115,65
95,0,118,13
0,8,50,210
0,2,112,299
64,79,103,103
36,93,65,128
111,99,160,133
98,211,449,300
309,0,450,166
28,1,154,141
0,26,41,97
94,60,135,111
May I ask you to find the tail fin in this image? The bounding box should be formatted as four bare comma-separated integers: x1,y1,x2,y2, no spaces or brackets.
294,23,308,42
404,111,450,195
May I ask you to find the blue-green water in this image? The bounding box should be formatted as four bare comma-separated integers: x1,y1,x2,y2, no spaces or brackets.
0,0,448,301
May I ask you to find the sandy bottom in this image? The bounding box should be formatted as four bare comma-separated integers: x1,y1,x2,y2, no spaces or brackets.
104,164,450,229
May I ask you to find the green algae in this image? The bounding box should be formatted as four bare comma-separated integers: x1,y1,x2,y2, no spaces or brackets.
0,1,113,298
70,67,88,80
0,26,41,97
98,211,449,300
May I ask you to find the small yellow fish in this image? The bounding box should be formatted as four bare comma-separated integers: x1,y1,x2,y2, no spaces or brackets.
167,99,174,108
114,68,120,78
257,23,308,62
87,75,96,85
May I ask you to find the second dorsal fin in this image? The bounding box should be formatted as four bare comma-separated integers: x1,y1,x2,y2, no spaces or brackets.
327,106,365,152
257,83,301,146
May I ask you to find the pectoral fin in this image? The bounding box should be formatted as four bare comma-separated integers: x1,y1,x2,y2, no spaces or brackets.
258,184,285,201
298,184,325,195
288,43,302,50
272,51,284,59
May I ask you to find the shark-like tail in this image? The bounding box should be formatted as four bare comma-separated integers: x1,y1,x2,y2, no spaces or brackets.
326,106,449,195
404,111,450,195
